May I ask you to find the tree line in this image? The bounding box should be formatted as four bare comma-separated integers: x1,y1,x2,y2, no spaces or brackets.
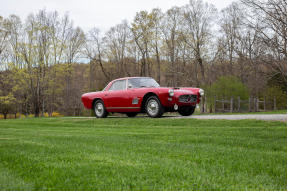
0,0,286,118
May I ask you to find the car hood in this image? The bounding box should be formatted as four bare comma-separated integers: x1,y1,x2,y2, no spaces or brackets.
144,87,199,95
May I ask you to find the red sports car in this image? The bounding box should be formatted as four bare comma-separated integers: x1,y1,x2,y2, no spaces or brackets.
81,77,204,118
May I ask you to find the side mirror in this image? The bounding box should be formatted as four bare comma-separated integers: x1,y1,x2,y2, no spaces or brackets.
128,84,133,89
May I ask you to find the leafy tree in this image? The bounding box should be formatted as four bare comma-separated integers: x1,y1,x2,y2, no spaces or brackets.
0,94,16,119
131,11,155,76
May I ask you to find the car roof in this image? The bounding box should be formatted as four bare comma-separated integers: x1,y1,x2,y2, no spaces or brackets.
105,77,156,91
112,77,152,81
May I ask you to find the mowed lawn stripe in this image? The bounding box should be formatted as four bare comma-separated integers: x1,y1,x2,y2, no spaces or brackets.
0,118,287,190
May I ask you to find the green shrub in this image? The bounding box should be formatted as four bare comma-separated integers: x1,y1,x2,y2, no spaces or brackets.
263,86,287,110
204,76,249,112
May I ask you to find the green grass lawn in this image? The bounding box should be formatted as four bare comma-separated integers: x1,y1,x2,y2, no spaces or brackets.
0,118,287,190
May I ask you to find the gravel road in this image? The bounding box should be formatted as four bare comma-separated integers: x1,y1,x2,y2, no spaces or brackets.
68,114,287,122
182,114,287,122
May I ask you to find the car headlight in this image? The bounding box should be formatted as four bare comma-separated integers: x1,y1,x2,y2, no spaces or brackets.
168,89,174,97
199,89,204,96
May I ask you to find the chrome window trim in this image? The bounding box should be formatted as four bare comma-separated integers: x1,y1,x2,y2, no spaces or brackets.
108,79,127,91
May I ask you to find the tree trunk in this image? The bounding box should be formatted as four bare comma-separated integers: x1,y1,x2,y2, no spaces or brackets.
197,55,205,84
34,105,40,117
155,43,161,84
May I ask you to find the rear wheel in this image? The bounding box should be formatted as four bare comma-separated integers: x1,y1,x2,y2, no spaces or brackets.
178,106,195,116
145,96,164,118
126,112,138,117
93,100,108,118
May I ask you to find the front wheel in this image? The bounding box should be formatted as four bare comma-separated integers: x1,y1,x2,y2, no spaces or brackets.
178,106,195,116
93,100,108,118
145,96,164,118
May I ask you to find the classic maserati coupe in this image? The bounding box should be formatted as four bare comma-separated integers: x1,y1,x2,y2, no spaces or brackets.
81,77,204,118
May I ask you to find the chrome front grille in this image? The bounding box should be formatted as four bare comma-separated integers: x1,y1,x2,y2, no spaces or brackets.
179,95,197,103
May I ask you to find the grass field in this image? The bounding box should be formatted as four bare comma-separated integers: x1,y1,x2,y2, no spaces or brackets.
1,110,287,119
0,118,287,190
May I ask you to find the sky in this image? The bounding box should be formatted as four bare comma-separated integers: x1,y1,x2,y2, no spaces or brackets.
0,0,235,32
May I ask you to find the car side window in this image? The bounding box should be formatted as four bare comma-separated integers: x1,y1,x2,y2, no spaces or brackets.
128,78,140,88
109,80,126,91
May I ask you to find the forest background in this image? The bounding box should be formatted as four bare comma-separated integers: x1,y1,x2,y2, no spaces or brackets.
0,0,286,118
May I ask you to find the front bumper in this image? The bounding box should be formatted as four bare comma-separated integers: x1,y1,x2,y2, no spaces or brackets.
162,94,199,108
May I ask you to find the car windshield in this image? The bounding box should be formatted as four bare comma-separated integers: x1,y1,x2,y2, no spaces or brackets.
128,78,160,88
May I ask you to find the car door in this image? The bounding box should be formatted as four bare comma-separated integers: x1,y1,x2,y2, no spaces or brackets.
126,79,142,109
104,79,129,110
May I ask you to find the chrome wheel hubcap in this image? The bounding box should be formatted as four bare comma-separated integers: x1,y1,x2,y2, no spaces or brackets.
95,103,104,116
147,100,159,116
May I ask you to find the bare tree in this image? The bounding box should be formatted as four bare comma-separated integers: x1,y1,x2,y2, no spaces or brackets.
47,12,72,116
150,8,164,84
84,27,110,90
161,7,182,86
0,16,10,70
64,26,85,115
183,0,217,85
241,0,287,84
104,21,130,77
220,2,243,74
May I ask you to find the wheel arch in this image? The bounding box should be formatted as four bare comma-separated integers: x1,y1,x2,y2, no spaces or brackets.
141,92,160,112
92,98,104,109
